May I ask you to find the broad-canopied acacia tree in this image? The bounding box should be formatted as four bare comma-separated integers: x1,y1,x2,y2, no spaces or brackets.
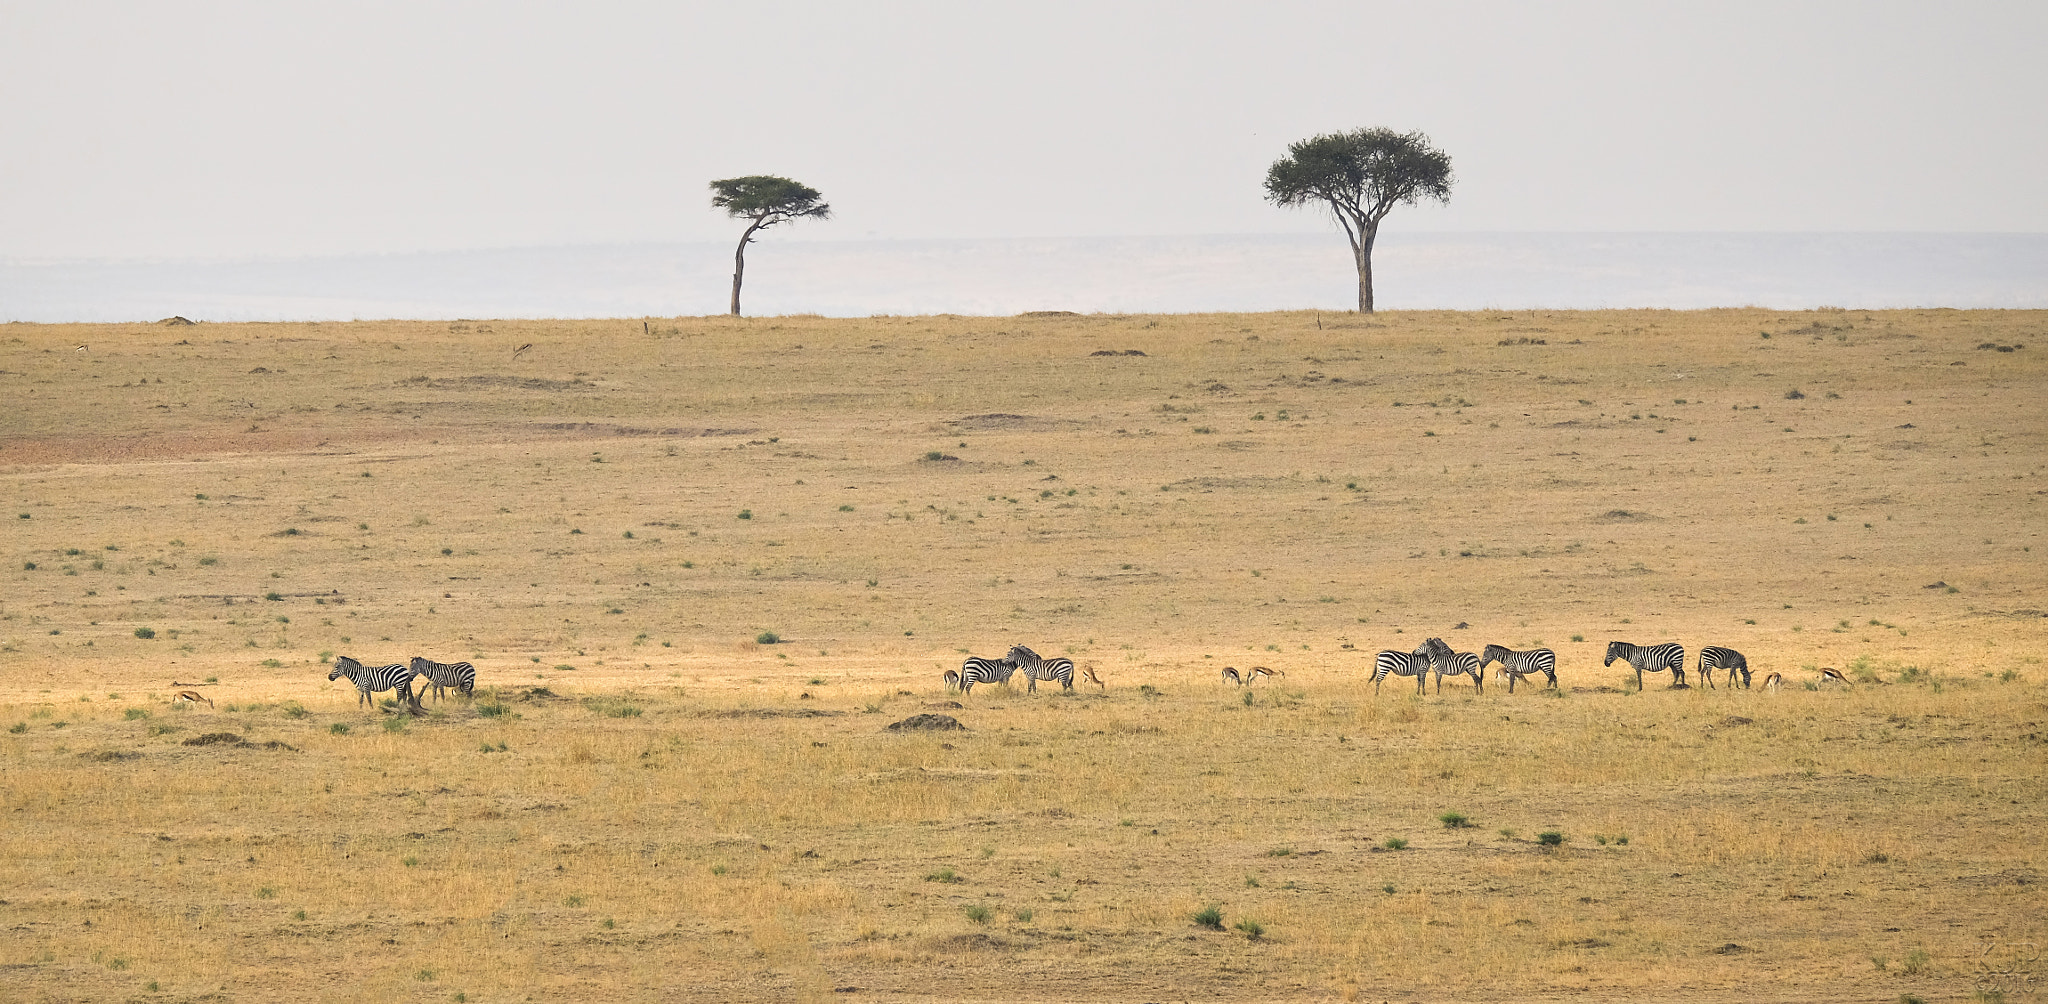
709,175,831,316
1264,129,1452,313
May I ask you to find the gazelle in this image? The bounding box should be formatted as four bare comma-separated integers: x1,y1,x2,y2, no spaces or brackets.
1078,664,1106,691
1247,666,1283,684
1220,666,1242,686
942,669,962,693
1820,667,1850,686
173,690,214,709
1761,672,1784,690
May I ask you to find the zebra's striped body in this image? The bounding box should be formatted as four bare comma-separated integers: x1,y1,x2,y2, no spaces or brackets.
410,656,476,702
1007,645,1075,693
956,656,1015,696
1421,638,1484,694
1479,644,1557,693
1371,647,1434,695
1604,641,1686,691
1696,646,1749,689
329,655,419,710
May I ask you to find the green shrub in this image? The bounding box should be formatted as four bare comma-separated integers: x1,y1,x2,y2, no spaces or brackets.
924,867,961,884
737,510,752,520
382,718,406,733
1439,812,1471,829
1012,908,1032,922
478,703,508,718
282,701,307,719
1538,831,1566,847
1383,837,1408,850
1233,918,1265,939
330,722,350,735
133,627,155,639
264,592,282,601
963,904,991,924
1902,949,1929,975
756,631,780,645
1192,904,1224,930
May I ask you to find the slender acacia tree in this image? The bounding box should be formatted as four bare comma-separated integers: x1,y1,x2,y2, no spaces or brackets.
709,175,831,316
1264,128,1452,313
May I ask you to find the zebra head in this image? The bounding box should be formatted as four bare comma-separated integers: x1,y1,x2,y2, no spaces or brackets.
1603,641,1626,666
327,654,361,682
1421,637,1454,661
1005,645,1040,665
1480,644,1511,668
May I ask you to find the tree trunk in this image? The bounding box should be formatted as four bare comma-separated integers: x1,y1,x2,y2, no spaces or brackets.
1355,222,1380,314
729,219,764,317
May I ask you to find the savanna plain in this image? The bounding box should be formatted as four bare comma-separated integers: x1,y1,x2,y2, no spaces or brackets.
1,308,2044,1003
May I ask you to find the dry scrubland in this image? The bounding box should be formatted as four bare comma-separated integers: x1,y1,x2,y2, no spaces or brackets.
1,308,2044,1003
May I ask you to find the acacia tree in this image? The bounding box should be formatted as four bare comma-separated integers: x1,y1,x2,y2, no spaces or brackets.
1264,128,1452,313
709,175,831,316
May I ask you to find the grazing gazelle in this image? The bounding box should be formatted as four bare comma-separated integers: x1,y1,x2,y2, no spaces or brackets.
943,669,962,692
1247,666,1283,684
173,690,214,709
1220,666,1243,686
1761,672,1784,690
1078,664,1106,691
1820,667,1850,686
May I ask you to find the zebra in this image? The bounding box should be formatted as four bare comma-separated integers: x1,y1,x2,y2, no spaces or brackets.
1006,645,1075,693
1220,666,1242,686
956,656,1015,696
328,655,420,711
1696,646,1749,689
410,656,475,702
1421,638,1484,694
1604,641,1686,692
1371,645,1434,695
1479,644,1557,693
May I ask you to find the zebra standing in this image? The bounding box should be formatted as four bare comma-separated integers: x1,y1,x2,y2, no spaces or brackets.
1006,644,1075,693
1421,638,1484,694
328,655,420,710
410,655,476,702
1604,641,1686,692
1479,644,1558,693
1696,646,1750,689
956,655,1015,696
1371,645,1434,695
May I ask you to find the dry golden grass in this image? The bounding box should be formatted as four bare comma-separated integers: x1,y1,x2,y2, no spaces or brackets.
1,308,2044,1002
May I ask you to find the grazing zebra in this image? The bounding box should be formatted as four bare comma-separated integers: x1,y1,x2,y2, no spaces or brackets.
1696,646,1750,689
328,655,419,710
410,656,475,702
1604,641,1686,691
1078,664,1106,691
173,690,214,709
1248,666,1283,684
1371,646,1434,695
1421,638,1484,694
1220,666,1243,686
1479,644,1557,693
1761,671,1784,690
956,656,1015,696
943,669,962,692
1820,667,1849,686
1006,645,1076,693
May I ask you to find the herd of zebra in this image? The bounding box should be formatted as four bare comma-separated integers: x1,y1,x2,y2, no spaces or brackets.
947,639,1816,698
1368,638,1802,694
326,654,477,712
945,645,1106,695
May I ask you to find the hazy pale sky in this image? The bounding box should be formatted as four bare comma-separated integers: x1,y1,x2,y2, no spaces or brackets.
4,1,2044,260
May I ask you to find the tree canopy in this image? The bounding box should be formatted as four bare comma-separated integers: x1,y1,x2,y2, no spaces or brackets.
709,175,831,316
1264,128,1452,312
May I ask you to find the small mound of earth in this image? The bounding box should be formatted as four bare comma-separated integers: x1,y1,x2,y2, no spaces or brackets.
1088,349,1147,356
923,701,964,710
1595,509,1655,522
1721,716,1754,726
1712,943,1752,955
887,714,965,731
1666,683,1692,690
81,750,142,761
184,732,247,746
157,316,195,326
520,687,567,701
1019,310,1077,317
1572,686,1628,694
